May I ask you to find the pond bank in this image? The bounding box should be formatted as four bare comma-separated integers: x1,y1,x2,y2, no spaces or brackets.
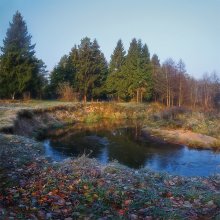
143,127,220,150
1,102,219,149
0,134,220,219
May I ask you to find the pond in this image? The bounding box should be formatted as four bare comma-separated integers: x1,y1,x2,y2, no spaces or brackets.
42,120,220,177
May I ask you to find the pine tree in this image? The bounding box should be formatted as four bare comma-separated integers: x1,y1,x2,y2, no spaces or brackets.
90,39,108,99
0,11,45,99
26,59,47,99
50,55,75,98
69,45,79,89
137,43,152,102
118,39,152,102
76,37,107,102
109,39,126,73
117,38,140,100
106,39,126,100
151,54,162,101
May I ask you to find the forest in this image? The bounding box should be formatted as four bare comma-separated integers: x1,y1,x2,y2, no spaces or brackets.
0,11,219,109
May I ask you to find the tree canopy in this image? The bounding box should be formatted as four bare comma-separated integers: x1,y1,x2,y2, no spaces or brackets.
106,38,152,102
0,11,47,99
1,11,219,109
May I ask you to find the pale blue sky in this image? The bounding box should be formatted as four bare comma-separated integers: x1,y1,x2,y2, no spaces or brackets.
0,0,219,78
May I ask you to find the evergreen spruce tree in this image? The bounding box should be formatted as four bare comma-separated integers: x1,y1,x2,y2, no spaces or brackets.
115,38,140,100
109,39,126,73
138,43,153,101
76,37,107,102
76,37,94,102
116,39,152,102
50,55,75,98
91,39,108,99
0,11,46,99
106,39,126,100
26,59,48,99
69,45,79,89
151,54,162,101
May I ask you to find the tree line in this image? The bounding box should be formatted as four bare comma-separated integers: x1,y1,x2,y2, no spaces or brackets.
0,12,219,109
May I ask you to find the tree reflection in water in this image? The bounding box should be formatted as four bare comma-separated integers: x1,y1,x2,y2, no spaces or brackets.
42,120,220,176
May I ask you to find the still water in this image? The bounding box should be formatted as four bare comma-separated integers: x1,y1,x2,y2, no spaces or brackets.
42,121,220,177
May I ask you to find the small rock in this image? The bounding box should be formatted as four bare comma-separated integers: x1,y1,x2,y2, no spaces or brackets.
206,200,214,207
183,201,192,208
46,213,52,219
37,210,46,219
129,214,138,220
55,199,65,206
139,208,148,215
144,217,153,220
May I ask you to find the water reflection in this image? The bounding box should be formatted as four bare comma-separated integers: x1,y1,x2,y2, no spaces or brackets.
42,120,220,176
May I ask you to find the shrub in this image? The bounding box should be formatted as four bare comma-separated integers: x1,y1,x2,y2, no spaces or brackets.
57,82,78,101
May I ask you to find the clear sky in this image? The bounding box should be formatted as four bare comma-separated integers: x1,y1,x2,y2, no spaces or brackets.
0,0,219,78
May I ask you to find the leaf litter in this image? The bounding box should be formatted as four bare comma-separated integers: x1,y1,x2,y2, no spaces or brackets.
0,133,220,219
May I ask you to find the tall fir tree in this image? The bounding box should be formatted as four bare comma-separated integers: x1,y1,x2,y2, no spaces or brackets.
109,39,126,73
110,38,139,100
90,39,108,99
117,38,152,101
0,11,46,99
76,37,108,102
69,45,79,89
106,39,126,100
151,54,162,101
137,43,152,102
50,55,75,98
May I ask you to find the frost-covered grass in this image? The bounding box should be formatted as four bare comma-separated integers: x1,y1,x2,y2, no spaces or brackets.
0,140,219,219
148,107,220,139
0,100,77,130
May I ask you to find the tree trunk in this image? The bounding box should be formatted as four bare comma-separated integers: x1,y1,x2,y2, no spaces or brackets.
178,79,182,107
171,93,174,107
136,89,139,103
11,92,15,100
83,94,87,103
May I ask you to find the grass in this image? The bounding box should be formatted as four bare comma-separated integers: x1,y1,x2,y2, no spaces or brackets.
84,112,102,123
211,140,220,149
148,107,220,139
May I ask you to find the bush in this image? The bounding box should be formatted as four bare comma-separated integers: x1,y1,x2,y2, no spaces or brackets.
56,82,78,101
